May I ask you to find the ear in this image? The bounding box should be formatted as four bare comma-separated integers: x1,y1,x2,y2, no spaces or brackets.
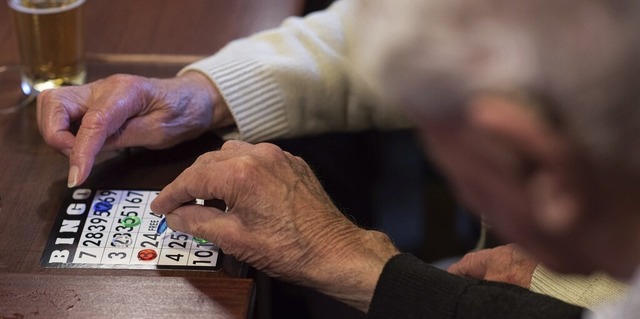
467,94,581,234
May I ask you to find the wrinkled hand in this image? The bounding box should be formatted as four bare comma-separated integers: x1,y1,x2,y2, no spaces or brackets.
37,71,230,188
448,243,539,288
151,140,399,312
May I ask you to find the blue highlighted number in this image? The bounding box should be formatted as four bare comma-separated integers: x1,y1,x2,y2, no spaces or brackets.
93,201,112,212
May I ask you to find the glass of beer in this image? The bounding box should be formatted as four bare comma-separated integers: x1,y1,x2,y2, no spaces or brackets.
9,0,86,93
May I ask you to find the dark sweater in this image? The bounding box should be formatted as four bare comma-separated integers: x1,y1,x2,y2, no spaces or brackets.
368,253,586,319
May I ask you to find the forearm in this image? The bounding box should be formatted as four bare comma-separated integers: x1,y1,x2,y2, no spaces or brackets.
306,229,400,312
369,254,585,318
181,0,409,142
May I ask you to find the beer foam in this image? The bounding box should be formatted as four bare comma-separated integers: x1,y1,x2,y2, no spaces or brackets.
8,0,85,14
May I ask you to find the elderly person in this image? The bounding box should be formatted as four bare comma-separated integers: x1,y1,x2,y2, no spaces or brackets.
38,0,638,317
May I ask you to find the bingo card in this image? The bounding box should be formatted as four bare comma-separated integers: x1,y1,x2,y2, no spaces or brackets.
41,188,222,271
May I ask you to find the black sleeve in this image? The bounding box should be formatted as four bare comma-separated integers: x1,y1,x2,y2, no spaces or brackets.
368,253,587,319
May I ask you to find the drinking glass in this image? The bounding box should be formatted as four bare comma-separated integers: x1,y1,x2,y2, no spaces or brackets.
2,0,86,114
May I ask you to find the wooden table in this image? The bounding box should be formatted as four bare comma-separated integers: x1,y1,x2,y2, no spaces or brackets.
0,1,302,318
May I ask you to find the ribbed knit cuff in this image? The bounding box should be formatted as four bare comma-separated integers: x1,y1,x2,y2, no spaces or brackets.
531,265,629,309
180,57,290,143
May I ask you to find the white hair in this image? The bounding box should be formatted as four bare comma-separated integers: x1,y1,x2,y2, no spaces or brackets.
352,0,640,171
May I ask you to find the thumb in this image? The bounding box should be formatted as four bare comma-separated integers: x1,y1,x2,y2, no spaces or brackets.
165,205,240,248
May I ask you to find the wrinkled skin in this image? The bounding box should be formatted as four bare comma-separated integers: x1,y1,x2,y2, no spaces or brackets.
448,243,539,288
37,72,226,188
37,71,401,312
151,140,400,312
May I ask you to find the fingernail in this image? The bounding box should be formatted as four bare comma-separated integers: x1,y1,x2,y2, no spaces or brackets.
68,166,79,188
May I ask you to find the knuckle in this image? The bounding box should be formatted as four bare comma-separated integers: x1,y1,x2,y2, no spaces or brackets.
462,251,480,263
254,142,284,157
221,140,244,150
194,151,216,165
180,165,200,183
37,89,53,104
81,109,109,132
105,74,152,98
107,74,141,86
40,131,58,145
233,156,261,181
282,150,302,163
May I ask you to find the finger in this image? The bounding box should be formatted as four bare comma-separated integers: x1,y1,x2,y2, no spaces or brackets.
447,251,488,279
68,111,110,188
150,144,254,213
446,260,464,275
68,95,144,187
37,88,89,155
151,170,215,215
151,157,237,215
38,86,103,187
152,142,290,215
165,205,241,249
